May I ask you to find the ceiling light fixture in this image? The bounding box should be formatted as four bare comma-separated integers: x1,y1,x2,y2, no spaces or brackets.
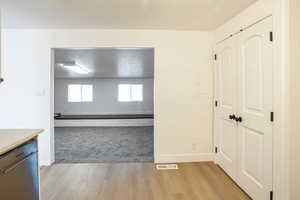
58,62,90,74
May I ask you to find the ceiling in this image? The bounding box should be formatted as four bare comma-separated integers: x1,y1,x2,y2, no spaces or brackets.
54,48,154,79
1,0,258,30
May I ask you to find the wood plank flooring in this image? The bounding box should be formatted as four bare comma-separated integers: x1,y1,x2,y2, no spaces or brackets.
40,162,251,200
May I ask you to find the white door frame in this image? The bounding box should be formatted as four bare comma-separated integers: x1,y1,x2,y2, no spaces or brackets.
272,1,290,199
213,0,290,199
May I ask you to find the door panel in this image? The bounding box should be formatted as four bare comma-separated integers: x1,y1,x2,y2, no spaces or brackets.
242,127,264,187
215,37,238,180
237,17,273,200
220,47,235,108
243,35,264,114
220,120,236,163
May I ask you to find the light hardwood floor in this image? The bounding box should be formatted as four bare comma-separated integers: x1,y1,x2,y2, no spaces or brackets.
40,162,251,200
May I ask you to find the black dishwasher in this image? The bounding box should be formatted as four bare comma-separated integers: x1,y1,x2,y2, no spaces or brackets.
0,139,39,200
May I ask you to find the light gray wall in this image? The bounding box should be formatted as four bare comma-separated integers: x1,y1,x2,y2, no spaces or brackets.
54,78,154,115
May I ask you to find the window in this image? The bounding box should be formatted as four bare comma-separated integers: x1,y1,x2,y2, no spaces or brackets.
68,84,93,102
118,84,143,102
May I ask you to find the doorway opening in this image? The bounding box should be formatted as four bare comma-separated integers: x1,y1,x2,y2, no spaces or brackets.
52,48,155,163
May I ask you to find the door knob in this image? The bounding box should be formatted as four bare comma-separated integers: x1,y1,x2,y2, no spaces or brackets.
235,116,243,123
229,114,236,120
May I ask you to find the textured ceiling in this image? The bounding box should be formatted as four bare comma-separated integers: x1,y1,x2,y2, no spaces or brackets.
54,48,154,79
1,0,257,30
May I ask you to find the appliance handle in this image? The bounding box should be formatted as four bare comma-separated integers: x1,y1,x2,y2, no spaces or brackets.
0,151,37,175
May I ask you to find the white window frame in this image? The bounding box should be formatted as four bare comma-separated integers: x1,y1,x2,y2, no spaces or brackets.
68,84,93,102
118,84,143,102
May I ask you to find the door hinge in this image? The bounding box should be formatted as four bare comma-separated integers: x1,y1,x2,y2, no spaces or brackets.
215,101,218,107
270,112,274,122
270,191,273,200
270,32,273,42
215,147,218,153
214,54,217,60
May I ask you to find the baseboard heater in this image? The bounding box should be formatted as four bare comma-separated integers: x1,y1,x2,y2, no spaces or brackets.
54,114,154,120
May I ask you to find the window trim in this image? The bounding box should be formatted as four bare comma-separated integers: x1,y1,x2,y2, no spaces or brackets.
118,84,143,102
68,84,93,103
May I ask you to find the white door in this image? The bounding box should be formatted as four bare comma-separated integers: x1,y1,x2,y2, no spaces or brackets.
237,17,273,200
215,37,238,181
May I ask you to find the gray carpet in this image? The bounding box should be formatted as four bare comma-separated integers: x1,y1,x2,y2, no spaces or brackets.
54,127,154,163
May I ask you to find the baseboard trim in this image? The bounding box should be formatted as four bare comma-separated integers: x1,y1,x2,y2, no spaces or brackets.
155,153,214,164
39,160,52,167
40,154,214,165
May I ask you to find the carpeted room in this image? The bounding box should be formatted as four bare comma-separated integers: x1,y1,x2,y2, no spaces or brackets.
53,48,155,163
54,127,154,163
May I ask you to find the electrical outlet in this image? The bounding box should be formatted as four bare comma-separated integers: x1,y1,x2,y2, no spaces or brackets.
35,89,46,96
192,143,197,151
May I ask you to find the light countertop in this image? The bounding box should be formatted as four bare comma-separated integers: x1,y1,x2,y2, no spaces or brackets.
0,129,43,155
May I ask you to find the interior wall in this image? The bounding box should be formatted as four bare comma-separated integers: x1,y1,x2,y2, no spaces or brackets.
54,78,154,115
289,0,300,199
0,29,214,165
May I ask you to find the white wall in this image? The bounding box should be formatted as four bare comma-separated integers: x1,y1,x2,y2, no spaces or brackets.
55,78,154,115
0,29,214,165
